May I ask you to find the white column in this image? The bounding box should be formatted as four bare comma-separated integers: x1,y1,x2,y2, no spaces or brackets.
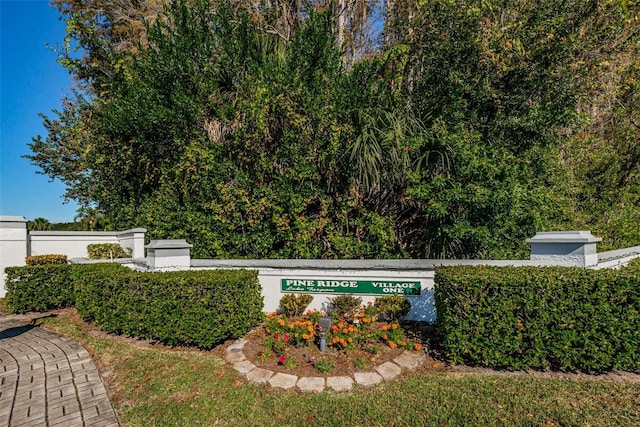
117,228,147,259
0,216,28,297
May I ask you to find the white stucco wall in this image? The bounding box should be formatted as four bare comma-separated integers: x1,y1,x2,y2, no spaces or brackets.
190,259,551,323
29,231,121,258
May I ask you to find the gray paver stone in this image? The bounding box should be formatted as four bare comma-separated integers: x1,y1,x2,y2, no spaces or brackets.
269,373,298,389
297,377,325,392
48,413,83,427
227,339,246,352
353,371,383,387
233,360,257,375
326,376,353,392
1,317,119,427
375,361,402,380
13,415,47,427
393,352,425,370
225,350,246,364
246,368,274,384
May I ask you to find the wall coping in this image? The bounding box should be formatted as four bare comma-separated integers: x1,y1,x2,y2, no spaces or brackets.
146,239,192,249
526,231,602,244
29,228,146,237
117,228,147,236
29,230,121,237
0,216,28,223
598,245,640,263
190,259,559,270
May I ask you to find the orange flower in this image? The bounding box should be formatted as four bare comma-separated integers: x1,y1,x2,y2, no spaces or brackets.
414,343,423,351
347,337,353,343
382,334,388,340
391,323,398,329
277,319,285,326
388,341,396,349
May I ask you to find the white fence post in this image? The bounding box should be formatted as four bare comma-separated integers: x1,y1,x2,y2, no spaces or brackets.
145,239,192,271
527,231,602,268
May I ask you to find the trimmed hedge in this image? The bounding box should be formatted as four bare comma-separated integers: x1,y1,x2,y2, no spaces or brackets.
5,265,74,313
26,254,67,266
87,243,131,259
73,266,263,349
5,262,264,349
435,265,640,372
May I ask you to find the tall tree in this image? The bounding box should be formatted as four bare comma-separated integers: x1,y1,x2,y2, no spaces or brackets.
27,0,640,259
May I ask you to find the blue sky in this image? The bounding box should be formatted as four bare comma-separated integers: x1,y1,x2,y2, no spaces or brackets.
1,0,80,223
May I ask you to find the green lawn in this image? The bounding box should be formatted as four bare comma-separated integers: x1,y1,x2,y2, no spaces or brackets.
31,312,640,427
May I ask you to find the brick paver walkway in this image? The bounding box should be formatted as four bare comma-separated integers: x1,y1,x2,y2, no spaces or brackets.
0,317,119,427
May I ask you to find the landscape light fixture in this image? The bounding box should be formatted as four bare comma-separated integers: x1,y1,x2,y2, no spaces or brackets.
318,315,333,352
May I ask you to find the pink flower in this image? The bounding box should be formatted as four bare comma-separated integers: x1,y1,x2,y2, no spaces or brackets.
278,355,286,364
273,333,279,339
283,334,290,342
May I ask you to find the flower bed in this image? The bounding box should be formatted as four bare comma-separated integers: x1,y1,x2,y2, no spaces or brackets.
244,302,425,378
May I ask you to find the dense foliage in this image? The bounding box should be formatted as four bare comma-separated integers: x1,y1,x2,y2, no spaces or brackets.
28,0,640,258
435,265,640,372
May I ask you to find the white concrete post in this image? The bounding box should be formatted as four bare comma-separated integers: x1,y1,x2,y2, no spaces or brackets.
527,231,602,268
145,239,192,271
0,216,28,297
117,228,147,259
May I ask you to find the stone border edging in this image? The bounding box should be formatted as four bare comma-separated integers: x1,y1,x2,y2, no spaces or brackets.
225,339,426,392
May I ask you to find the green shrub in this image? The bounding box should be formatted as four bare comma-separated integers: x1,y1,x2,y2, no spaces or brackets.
5,265,74,313
87,243,132,259
375,295,412,320
625,257,640,272
25,254,67,266
330,294,362,318
435,265,640,372
74,268,264,349
279,293,313,317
